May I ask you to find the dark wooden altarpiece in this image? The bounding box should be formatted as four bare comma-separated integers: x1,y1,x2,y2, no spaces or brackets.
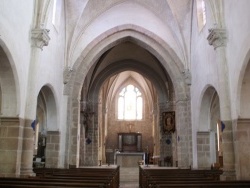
118,133,142,152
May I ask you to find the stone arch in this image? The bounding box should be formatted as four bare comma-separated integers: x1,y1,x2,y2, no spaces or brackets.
35,85,59,168
0,40,20,176
197,85,220,169
66,25,190,167
38,85,58,131
87,60,172,104
0,40,19,116
199,85,219,131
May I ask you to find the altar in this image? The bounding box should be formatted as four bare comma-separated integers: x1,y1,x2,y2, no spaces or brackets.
114,152,145,167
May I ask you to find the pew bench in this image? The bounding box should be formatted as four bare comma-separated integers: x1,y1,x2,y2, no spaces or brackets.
0,166,120,188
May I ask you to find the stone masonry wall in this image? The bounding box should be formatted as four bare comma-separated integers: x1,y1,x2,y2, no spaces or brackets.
45,131,60,168
197,131,210,169
0,117,22,177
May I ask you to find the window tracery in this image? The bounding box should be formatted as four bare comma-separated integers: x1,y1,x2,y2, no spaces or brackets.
118,84,142,120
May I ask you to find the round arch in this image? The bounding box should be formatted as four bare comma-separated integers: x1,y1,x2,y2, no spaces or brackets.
38,85,58,131
197,85,220,169
0,40,20,116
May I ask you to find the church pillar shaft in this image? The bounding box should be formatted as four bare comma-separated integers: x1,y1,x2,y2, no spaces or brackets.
82,101,98,166
175,100,192,168
20,119,35,177
207,28,236,180
21,39,47,176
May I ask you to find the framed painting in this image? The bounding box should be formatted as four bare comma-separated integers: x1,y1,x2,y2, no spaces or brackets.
163,111,175,134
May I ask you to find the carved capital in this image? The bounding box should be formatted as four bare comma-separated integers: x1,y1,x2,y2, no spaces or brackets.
207,28,227,49
31,28,50,50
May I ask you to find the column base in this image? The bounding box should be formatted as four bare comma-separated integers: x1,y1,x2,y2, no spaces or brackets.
20,167,36,177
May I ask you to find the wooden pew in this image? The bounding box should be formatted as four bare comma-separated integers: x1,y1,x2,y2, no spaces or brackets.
0,166,120,188
138,166,250,188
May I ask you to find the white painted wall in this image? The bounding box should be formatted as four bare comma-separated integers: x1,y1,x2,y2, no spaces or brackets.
0,0,34,117
224,0,250,119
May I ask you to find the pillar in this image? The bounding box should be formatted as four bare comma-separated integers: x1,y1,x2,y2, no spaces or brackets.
207,28,236,180
20,27,50,176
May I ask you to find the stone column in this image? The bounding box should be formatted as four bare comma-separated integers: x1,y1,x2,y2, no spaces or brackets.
175,99,192,168
83,101,98,166
207,28,236,180
20,28,50,176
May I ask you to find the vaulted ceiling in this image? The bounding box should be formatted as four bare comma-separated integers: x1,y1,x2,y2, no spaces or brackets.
73,0,193,104
65,0,193,70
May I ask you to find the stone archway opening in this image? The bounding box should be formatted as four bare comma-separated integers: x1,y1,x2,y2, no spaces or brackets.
198,86,221,169
66,28,190,168
0,44,20,176
79,41,177,167
33,86,59,169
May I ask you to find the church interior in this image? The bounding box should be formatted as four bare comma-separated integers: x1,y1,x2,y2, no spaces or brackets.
1,0,250,187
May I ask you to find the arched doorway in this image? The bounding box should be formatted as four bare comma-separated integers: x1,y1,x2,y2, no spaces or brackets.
198,86,221,169
33,86,59,168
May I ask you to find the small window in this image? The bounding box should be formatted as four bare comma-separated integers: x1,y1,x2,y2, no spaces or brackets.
196,0,206,32
118,84,143,120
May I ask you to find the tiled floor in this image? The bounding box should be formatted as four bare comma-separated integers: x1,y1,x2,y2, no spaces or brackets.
119,167,139,188
120,182,139,188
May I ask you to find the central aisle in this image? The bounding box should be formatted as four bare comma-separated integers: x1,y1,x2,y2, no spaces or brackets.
119,167,139,188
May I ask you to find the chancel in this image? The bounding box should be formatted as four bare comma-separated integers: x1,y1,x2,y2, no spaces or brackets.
1,1,250,187
114,132,145,167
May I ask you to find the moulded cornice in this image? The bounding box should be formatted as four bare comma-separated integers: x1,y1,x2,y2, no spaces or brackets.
207,28,227,49
31,28,50,50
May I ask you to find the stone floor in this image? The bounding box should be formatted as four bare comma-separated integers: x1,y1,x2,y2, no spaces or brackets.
119,167,139,188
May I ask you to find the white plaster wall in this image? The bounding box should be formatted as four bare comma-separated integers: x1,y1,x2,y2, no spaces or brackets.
191,0,250,169
224,0,250,119
190,1,220,168
35,0,67,167
37,0,65,132
0,0,34,117
0,0,67,167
